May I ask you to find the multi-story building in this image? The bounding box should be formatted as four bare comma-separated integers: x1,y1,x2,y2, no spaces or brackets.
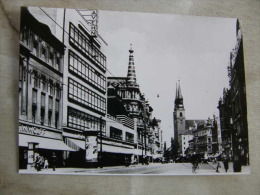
218,19,249,171
179,130,193,157
218,88,232,159
27,8,108,167
192,117,219,156
57,9,107,167
18,8,73,169
108,45,159,163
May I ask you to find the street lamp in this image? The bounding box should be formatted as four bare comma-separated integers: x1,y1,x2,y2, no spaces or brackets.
99,116,103,168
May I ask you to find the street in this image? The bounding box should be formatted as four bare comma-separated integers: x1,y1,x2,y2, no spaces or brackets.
19,162,249,175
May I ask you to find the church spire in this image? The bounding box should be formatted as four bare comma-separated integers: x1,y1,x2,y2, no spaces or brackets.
127,44,136,84
175,80,184,108
177,80,183,99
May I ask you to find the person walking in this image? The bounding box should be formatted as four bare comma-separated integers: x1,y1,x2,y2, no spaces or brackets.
223,158,229,173
52,153,57,171
216,161,221,173
44,158,49,170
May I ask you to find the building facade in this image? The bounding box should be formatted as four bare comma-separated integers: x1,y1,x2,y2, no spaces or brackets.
218,20,249,170
107,45,162,163
18,8,73,169
192,117,219,156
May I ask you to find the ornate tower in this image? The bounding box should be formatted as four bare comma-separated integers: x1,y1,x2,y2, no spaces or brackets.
127,44,137,84
173,81,186,149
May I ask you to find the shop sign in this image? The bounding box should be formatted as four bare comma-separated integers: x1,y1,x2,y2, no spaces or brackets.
19,124,62,140
63,132,84,140
86,136,98,162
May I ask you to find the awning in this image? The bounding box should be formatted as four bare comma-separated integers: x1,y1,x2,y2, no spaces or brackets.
102,144,134,155
19,134,75,151
66,138,85,151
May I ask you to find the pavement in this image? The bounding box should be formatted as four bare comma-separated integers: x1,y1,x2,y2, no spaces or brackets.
18,162,249,175
207,161,250,174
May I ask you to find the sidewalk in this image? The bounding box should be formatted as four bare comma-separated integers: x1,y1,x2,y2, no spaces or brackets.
207,161,250,174
19,163,162,174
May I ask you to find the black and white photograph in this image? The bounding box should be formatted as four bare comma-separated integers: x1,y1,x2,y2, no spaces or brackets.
18,6,250,175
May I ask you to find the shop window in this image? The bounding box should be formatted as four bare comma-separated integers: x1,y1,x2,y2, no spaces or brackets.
110,127,122,140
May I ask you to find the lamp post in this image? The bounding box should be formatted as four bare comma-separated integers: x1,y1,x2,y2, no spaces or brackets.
99,116,103,168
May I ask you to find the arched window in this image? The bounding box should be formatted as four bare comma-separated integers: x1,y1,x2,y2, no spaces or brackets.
180,112,182,117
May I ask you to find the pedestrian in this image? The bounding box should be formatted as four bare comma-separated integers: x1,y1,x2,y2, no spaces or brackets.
36,155,42,171
44,158,49,170
223,158,229,173
40,156,45,170
34,155,39,171
52,152,57,171
216,161,221,173
125,156,129,167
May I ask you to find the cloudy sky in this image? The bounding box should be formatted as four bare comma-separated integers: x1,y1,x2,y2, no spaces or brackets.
98,10,237,146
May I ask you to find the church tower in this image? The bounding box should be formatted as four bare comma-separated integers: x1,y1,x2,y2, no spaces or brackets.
173,81,186,149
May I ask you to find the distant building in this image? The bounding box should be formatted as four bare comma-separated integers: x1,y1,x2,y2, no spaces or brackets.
179,130,193,157
193,117,219,156
173,81,186,153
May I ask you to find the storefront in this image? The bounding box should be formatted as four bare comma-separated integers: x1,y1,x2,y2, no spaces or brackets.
19,123,75,169
100,139,136,166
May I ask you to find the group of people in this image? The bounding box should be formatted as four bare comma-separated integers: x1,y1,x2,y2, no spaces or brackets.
34,155,49,171
216,157,229,173
34,153,57,171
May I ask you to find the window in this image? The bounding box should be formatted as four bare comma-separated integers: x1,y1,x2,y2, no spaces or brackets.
55,112,59,129
41,46,46,60
110,127,122,140
41,76,47,91
33,71,39,89
49,52,54,66
32,89,37,105
49,80,54,95
32,105,37,123
40,107,45,125
68,78,106,114
67,107,106,131
69,23,106,70
126,132,134,143
68,50,106,92
32,40,38,56
48,96,53,110
48,110,52,126
41,93,46,108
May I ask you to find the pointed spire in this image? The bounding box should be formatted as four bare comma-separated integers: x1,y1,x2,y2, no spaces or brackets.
177,80,183,99
127,44,136,84
175,83,178,99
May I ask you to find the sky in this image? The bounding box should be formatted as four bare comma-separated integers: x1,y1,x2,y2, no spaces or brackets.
98,10,237,147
